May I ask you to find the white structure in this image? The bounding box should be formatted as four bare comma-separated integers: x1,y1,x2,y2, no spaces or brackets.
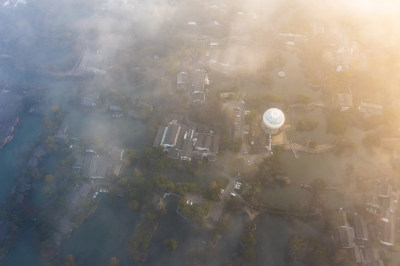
262,108,285,152
263,108,285,132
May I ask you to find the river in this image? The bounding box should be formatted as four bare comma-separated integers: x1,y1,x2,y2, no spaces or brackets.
0,113,44,266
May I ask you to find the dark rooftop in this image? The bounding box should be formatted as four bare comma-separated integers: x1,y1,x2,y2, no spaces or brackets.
354,214,368,241
336,226,355,248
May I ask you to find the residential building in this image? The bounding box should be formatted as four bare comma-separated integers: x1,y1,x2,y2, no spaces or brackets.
361,248,384,266
191,68,209,104
54,126,69,144
109,147,124,176
81,93,99,107
336,226,356,248
335,90,353,111
379,213,395,246
177,72,189,91
276,33,308,46
353,213,368,247
367,179,398,247
75,146,124,178
358,102,383,117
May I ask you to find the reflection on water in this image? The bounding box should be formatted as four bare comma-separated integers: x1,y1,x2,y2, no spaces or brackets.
62,197,207,266
3,228,43,266
254,215,319,266
146,198,207,266
62,198,140,265
0,114,42,203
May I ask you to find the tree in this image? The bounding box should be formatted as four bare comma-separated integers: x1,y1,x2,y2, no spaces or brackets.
345,163,354,177
64,254,77,266
296,119,318,131
164,238,178,251
294,94,311,104
333,249,355,266
362,133,381,148
129,200,140,211
124,149,137,166
239,246,255,261
335,138,356,156
44,174,54,183
326,111,347,135
311,178,326,192
109,257,120,266
308,141,317,149
224,197,242,213
241,232,256,246
209,181,217,190
245,110,257,124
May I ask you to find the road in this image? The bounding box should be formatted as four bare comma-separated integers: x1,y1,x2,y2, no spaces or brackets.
206,173,238,225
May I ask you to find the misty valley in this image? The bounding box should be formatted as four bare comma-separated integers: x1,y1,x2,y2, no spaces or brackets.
0,0,399,265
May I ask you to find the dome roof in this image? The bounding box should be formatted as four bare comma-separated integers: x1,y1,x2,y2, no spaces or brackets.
263,108,285,129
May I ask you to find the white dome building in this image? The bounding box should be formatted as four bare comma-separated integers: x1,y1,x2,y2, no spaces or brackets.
262,108,285,134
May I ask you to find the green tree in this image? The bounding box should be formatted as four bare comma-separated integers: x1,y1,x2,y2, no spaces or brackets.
245,110,257,124
129,200,140,211
164,238,178,251
311,178,326,191
64,254,77,266
124,149,137,166
308,141,317,149
109,257,120,266
362,132,381,148
294,94,311,104
327,111,347,135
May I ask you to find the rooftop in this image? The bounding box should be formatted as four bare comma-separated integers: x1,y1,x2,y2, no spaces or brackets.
353,214,368,241
336,226,355,248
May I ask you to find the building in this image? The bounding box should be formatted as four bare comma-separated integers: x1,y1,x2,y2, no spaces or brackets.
361,248,384,266
177,72,189,91
219,92,237,99
155,120,182,148
351,246,362,264
310,21,325,36
379,212,395,246
109,147,124,176
82,153,108,179
109,105,123,118
81,93,99,107
192,131,219,161
54,126,69,144
335,209,385,265
192,91,206,104
381,138,400,151
358,102,383,117
336,226,356,248
180,137,194,161
191,68,209,104
75,147,124,178
336,90,353,111
154,119,218,161
367,179,398,247
276,33,308,46
353,213,368,247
